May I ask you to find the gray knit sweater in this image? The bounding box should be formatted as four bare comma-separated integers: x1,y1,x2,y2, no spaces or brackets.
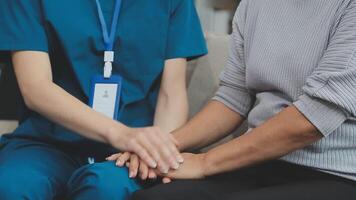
213,0,356,181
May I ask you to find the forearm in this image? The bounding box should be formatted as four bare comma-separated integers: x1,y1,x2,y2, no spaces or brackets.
203,106,323,176
13,51,184,171
154,89,188,133
173,100,245,151
22,81,128,145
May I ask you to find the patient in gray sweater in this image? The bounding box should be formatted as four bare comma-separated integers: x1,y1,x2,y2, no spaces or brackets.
214,0,356,181
131,1,356,199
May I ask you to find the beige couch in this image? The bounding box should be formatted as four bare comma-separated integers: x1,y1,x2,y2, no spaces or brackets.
0,33,245,141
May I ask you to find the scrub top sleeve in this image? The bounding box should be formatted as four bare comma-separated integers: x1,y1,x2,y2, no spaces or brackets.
0,0,49,53
165,0,208,60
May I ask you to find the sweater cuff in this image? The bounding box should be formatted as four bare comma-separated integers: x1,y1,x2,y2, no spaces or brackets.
212,85,253,118
293,94,348,137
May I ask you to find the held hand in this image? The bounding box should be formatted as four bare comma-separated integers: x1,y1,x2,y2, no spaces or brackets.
108,126,183,173
158,153,207,182
107,152,157,180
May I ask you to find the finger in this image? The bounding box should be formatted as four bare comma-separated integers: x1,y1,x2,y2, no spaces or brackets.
129,155,139,178
155,132,181,169
168,134,184,163
137,136,169,173
116,152,131,167
106,153,121,161
145,131,179,171
126,162,130,168
130,141,157,169
162,177,172,184
148,169,157,179
139,161,149,180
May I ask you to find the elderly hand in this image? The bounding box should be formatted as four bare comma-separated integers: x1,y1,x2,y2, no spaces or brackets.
158,153,207,183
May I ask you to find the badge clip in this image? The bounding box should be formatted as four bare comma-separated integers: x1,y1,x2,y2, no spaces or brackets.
103,51,114,78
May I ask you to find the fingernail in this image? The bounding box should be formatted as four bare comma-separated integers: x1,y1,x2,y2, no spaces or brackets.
129,173,134,178
178,156,184,163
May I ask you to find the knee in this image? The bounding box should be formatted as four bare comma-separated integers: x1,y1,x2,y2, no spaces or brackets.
68,162,140,199
0,180,21,200
0,169,52,200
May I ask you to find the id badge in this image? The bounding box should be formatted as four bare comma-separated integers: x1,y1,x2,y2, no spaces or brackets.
89,75,122,119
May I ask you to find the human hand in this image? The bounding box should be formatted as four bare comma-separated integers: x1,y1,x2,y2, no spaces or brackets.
157,153,207,183
108,126,184,173
107,152,158,180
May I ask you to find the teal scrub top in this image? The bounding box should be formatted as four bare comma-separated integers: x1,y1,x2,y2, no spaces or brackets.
0,0,207,154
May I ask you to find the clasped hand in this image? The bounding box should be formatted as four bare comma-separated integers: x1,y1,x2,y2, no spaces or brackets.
106,152,207,183
110,126,184,174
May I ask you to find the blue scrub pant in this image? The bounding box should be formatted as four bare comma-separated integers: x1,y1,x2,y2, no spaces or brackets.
0,138,141,200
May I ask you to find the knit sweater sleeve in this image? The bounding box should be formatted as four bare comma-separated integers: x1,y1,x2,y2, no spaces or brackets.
294,1,356,137
212,0,255,117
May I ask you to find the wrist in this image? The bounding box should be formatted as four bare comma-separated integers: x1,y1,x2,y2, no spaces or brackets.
199,152,210,178
172,130,187,151
105,123,132,149
201,151,216,177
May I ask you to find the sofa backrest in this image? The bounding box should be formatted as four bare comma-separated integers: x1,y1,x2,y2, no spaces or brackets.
187,33,230,118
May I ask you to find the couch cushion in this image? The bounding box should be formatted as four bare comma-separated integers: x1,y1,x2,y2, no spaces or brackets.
187,33,230,117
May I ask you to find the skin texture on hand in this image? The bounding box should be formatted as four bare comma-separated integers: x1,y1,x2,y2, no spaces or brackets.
111,127,183,171
160,153,206,180
107,152,206,183
107,153,157,180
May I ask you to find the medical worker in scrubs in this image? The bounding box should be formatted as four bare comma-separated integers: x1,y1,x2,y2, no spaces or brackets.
0,0,207,199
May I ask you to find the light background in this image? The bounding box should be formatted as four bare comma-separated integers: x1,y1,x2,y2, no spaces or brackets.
196,0,240,34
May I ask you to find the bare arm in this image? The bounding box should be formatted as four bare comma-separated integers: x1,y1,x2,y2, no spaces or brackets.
12,51,182,172
164,105,322,180
173,100,245,151
13,51,126,144
154,58,189,133
203,105,322,176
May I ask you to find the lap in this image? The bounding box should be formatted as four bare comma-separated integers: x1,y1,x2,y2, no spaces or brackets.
131,166,262,200
227,180,356,200
68,161,141,200
0,138,78,199
131,161,356,200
